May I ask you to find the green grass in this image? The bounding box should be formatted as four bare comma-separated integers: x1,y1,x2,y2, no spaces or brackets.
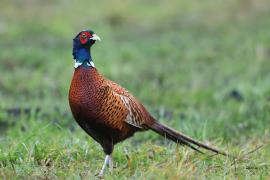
0,0,270,179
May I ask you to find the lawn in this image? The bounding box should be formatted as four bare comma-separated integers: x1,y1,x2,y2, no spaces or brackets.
0,0,269,179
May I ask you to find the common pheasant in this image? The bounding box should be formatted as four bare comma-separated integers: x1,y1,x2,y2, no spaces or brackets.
69,30,228,176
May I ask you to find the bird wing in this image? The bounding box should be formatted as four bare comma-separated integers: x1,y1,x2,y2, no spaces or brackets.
106,80,153,129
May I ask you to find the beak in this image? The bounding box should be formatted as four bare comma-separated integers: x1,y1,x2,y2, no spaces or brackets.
90,34,101,41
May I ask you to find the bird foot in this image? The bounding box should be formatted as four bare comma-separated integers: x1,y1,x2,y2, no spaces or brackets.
97,172,104,179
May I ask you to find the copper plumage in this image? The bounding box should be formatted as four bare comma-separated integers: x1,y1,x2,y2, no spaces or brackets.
69,30,228,176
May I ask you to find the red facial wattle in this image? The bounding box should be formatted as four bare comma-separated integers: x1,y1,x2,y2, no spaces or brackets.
79,32,92,45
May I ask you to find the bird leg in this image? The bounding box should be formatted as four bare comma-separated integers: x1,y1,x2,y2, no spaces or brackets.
108,155,113,171
98,154,113,177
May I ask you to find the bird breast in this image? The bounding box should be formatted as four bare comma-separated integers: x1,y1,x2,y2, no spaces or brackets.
69,67,105,121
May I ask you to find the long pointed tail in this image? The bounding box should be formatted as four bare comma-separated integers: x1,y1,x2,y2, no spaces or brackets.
148,122,229,156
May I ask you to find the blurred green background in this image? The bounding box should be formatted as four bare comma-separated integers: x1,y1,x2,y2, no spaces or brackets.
0,0,269,179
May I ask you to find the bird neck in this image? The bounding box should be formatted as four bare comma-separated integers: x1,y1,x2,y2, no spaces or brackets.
74,59,95,68
73,46,95,68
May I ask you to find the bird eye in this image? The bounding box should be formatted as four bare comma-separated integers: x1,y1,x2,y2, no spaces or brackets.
79,32,91,44
81,33,87,39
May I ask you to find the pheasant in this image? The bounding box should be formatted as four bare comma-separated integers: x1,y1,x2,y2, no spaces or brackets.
69,30,228,176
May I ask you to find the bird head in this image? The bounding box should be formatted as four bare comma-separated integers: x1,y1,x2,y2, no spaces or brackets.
73,30,101,47
72,30,101,67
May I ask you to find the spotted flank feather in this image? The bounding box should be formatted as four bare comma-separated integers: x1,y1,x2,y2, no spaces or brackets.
117,95,143,128
99,80,154,129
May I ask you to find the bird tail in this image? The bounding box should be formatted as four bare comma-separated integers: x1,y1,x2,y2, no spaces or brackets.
148,122,228,156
